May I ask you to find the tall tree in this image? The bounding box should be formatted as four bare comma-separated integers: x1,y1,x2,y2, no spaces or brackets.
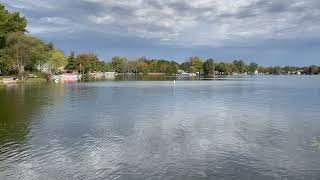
189,56,203,75
216,62,231,75
166,61,178,75
47,49,67,74
76,53,99,74
111,56,127,73
233,60,247,74
136,59,149,74
0,4,27,48
1,32,45,74
202,59,215,75
29,41,53,71
272,66,281,75
66,51,76,72
248,62,259,74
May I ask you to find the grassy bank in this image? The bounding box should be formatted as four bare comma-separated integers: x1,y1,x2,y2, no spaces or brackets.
17,78,47,83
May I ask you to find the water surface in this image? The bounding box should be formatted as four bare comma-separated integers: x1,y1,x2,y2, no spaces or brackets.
1,76,320,179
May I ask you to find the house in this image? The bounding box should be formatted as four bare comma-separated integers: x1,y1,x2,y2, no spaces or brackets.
177,70,189,76
104,72,116,79
37,63,50,73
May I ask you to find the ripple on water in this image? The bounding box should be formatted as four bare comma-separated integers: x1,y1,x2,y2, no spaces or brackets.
1,77,320,179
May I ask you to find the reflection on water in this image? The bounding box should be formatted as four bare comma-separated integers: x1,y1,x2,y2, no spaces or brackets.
1,76,320,180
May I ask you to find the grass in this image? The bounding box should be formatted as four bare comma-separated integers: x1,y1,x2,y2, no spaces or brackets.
0,77,3,86
17,77,47,83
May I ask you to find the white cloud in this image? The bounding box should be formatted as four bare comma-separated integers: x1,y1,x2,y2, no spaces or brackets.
4,0,320,47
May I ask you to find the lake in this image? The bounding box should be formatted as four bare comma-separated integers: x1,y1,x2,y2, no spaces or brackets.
1,76,320,180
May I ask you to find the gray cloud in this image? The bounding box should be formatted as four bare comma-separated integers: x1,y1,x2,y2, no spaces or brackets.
3,0,320,46
2,0,320,65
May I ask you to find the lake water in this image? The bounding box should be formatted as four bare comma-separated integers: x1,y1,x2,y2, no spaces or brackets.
1,76,320,180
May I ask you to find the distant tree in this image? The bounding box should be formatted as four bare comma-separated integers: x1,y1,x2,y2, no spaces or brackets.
76,53,99,74
111,56,127,73
189,56,203,75
272,66,281,75
136,59,149,74
216,62,231,75
0,4,27,48
248,62,259,74
66,51,76,72
47,49,67,74
165,61,178,75
309,65,319,75
103,62,113,72
283,66,291,74
180,61,190,72
148,60,159,73
233,60,247,74
202,59,215,75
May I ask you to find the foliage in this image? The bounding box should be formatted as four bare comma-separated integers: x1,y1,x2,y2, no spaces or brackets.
202,59,215,75
0,4,27,48
111,56,127,73
272,66,281,75
180,56,203,74
136,59,149,74
248,62,258,74
65,51,76,72
233,60,247,74
189,56,203,73
0,32,47,74
215,62,231,75
76,53,100,74
47,49,67,74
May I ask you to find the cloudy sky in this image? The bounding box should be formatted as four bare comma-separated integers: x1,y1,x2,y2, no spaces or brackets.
2,0,320,65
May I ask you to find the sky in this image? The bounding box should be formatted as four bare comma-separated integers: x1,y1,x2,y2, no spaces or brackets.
2,0,320,66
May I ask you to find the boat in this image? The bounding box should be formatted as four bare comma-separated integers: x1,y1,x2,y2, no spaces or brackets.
60,73,82,80
59,73,82,83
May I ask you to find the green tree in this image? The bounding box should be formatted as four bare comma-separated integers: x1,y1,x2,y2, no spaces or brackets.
167,61,178,75
233,60,247,74
65,51,76,72
47,49,67,74
29,41,53,71
309,65,319,75
272,66,281,75
111,56,127,73
101,61,113,72
248,62,259,74
283,66,291,74
0,52,12,75
136,59,149,74
180,61,191,72
202,59,215,75
0,32,45,74
76,53,99,74
0,4,27,48
216,62,232,75
189,56,203,75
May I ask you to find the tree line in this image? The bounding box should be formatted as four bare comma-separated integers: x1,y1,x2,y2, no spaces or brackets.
0,4,319,77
